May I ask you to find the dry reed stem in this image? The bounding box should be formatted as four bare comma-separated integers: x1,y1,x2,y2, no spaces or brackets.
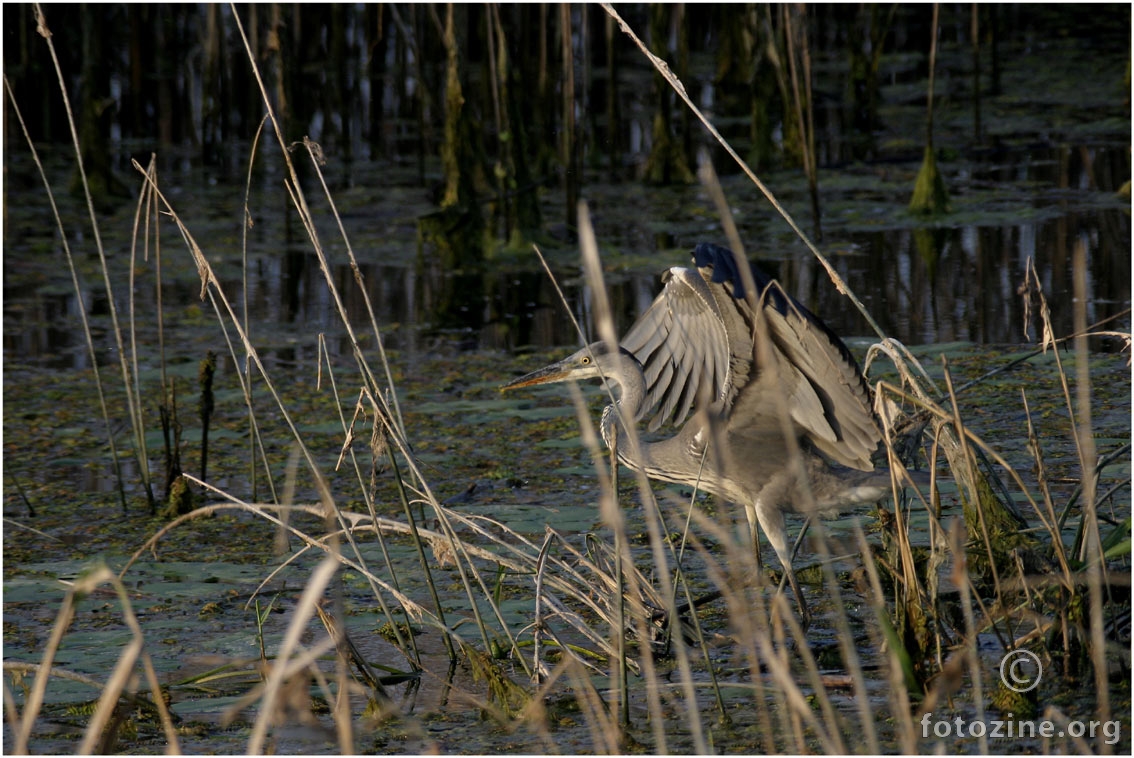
949,518,991,753
210,23,462,683
517,657,598,751
243,556,338,753
317,350,430,661
684,523,779,750
12,550,76,751
601,3,884,339
78,638,144,754
126,159,432,703
3,662,108,692
2,71,129,512
126,158,158,501
9,565,181,754
809,524,883,753
118,493,430,624
684,502,836,752
853,525,919,752
300,142,407,439
129,161,337,512
564,654,624,754
529,238,676,745
1071,239,1113,739
121,473,641,674
238,114,282,506
530,529,556,683
532,229,672,741
579,200,712,751
33,4,157,510
1021,391,1076,583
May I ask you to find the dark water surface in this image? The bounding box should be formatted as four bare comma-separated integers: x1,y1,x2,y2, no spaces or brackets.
4,6,1132,369
3,139,1130,375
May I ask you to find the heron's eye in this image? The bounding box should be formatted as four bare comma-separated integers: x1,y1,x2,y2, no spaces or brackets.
581,356,591,365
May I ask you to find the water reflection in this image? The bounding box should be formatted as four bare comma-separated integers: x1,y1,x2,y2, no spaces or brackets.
825,215,1131,348
3,145,1129,371
5,219,1129,374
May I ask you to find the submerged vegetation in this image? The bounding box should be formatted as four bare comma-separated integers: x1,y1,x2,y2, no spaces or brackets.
4,3,1131,755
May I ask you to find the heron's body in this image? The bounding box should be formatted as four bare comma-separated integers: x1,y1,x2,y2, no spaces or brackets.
504,243,890,625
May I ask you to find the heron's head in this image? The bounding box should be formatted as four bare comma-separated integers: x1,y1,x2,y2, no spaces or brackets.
502,343,636,391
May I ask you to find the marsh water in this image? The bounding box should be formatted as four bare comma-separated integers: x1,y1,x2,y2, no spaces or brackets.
4,139,1131,373
3,8,1132,755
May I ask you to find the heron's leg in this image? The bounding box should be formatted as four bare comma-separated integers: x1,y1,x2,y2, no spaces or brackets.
788,516,811,563
743,502,764,570
755,499,811,630
776,517,810,594
776,517,815,630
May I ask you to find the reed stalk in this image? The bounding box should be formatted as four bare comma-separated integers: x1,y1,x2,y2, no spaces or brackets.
9,565,180,754
3,74,129,514
34,4,156,511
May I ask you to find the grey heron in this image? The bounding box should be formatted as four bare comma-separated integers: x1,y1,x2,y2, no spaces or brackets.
503,243,892,627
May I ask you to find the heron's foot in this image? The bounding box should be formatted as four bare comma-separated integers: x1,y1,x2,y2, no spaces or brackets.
775,566,811,632
796,593,812,632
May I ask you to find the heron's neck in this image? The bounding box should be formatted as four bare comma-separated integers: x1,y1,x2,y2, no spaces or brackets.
598,352,647,452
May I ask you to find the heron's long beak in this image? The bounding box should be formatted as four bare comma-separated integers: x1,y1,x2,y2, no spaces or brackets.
501,360,573,391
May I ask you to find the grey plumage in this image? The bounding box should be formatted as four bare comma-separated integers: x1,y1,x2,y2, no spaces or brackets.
503,243,892,627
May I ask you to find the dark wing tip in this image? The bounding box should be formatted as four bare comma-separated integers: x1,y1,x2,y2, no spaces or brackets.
691,239,876,410
692,242,777,306
692,242,851,354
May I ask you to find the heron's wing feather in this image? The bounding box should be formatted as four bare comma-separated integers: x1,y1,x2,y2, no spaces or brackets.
620,267,731,432
752,281,881,470
690,240,880,471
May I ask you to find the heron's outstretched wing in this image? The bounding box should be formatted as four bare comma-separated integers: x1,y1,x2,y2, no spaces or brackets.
693,243,881,471
619,266,732,432
756,283,880,469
